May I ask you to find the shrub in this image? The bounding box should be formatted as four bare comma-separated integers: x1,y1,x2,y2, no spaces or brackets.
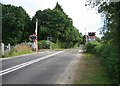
38,40,49,49
50,42,60,49
85,41,119,83
85,41,100,54
100,44,119,83
94,43,103,55
3,43,32,58
15,43,32,53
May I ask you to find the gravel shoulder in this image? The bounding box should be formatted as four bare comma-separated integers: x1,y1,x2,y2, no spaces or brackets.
57,52,82,84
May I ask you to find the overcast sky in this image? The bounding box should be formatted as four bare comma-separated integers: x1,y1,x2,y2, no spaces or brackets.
1,0,104,37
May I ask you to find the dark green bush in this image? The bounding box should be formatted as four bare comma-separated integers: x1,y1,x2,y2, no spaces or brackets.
85,41,100,54
85,41,119,83
100,44,119,83
38,40,50,49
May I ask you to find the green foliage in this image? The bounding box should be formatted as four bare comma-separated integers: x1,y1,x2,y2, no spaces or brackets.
86,1,120,84
38,40,49,49
2,3,82,48
38,40,63,49
96,37,101,42
94,43,103,55
85,42,119,83
74,53,114,84
85,41,100,54
98,2,120,84
99,44,119,83
50,42,60,49
53,2,64,12
2,4,31,45
32,3,82,48
3,43,32,58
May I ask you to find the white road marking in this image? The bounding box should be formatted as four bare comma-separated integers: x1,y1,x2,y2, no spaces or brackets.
0,51,64,76
0,52,45,61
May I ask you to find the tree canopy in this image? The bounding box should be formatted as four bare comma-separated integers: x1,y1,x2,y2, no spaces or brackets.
2,3,82,48
32,3,82,48
86,0,120,83
2,4,31,45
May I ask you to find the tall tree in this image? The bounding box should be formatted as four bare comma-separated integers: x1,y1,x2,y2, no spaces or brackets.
2,4,31,45
86,0,120,83
53,2,64,12
32,3,82,48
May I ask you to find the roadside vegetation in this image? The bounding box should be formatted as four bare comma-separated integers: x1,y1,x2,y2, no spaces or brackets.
2,2,82,49
2,43,32,58
1,0,119,83
74,53,114,84
84,41,118,84
1,2,82,58
38,40,80,49
80,0,120,84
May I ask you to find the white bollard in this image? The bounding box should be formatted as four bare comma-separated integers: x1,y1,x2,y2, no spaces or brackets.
1,43,4,56
8,43,10,51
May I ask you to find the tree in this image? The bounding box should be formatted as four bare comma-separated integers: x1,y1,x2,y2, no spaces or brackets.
86,0,120,83
53,2,64,12
2,4,31,45
32,3,82,48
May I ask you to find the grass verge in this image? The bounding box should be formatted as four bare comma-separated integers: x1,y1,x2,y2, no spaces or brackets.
74,53,114,84
1,43,33,58
2,50,33,58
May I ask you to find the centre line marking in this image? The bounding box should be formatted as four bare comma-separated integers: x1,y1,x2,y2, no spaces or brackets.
0,51,64,76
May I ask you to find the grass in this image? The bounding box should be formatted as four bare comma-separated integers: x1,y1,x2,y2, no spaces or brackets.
74,53,114,84
2,50,33,58
1,43,33,58
50,42,61,49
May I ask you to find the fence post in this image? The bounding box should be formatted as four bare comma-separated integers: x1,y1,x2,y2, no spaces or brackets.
1,43,4,56
8,43,10,51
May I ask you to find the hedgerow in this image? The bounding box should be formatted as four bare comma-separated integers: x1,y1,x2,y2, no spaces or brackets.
85,41,119,83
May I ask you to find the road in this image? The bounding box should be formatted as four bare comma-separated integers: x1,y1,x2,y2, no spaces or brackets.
1,48,81,84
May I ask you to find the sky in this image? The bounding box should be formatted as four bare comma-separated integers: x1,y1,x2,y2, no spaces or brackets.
1,0,104,37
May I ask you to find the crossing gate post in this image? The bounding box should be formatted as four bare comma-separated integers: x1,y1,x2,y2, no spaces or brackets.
1,42,4,56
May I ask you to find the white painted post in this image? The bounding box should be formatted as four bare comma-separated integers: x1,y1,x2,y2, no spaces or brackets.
8,43,10,51
1,43,4,56
35,19,38,52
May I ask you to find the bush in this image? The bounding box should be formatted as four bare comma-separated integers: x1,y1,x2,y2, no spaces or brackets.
50,42,60,49
38,40,50,49
3,43,32,58
100,44,119,83
15,43,32,53
85,41,100,54
85,41,119,83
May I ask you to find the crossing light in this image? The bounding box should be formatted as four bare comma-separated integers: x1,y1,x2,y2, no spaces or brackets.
32,35,36,40
29,35,37,42
88,32,95,36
